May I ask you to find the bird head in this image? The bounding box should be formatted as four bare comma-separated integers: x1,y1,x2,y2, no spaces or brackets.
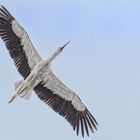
58,41,70,52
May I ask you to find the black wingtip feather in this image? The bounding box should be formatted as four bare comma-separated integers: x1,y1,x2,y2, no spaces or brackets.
84,112,94,133
34,83,98,137
0,5,14,21
80,114,85,137
76,113,80,135
0,5,31,79
86,111,98,130
82,113,89,136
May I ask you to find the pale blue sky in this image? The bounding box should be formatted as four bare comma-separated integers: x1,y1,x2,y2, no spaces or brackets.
0,0,140,140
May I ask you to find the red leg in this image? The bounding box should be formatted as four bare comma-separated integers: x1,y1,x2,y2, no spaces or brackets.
8,95,17,103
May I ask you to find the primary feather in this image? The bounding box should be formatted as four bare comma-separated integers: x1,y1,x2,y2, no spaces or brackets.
0,5,98,137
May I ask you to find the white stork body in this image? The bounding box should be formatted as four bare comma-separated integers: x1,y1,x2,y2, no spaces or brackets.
0,5,98,137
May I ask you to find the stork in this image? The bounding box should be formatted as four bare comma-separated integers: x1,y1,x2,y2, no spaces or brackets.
0,5,98,137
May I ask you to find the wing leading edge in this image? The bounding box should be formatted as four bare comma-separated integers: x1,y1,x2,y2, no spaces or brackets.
34,71,98,137
0,5,42,78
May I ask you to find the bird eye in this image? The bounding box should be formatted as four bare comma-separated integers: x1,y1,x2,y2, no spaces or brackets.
57,47,61,51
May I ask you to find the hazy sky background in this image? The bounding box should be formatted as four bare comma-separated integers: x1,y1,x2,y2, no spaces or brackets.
0,0,140,140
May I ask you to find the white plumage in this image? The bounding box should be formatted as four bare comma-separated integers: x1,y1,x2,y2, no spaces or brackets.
0,5,98,137
12,20,42,70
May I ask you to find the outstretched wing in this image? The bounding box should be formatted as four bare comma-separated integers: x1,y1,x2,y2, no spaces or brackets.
34,71,98,137
0,6,98,136
0,5,42,79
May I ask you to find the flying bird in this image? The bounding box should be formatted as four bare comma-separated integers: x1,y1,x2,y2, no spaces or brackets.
0,5,98,137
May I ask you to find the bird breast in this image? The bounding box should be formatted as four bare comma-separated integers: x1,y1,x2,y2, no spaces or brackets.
25,61,50,88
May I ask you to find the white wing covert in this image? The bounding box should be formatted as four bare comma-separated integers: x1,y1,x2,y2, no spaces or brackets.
0,5,98,137
34,70,98,137
0,5,42,78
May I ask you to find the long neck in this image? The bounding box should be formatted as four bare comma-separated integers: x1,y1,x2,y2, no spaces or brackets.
43,49,61,66
42,41,69,66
